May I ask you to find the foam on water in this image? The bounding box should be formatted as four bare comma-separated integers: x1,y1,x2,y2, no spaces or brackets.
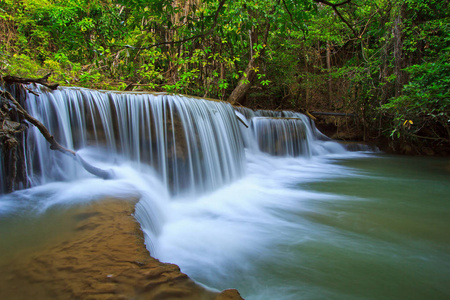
0,86,375,299
151,151,365,289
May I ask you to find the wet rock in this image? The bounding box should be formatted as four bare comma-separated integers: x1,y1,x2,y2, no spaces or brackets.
216,289,244,300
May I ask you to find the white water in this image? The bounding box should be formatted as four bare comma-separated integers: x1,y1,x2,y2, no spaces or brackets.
0,149,370,299
18,86,245,196
0,86,372,298
154,151,359,279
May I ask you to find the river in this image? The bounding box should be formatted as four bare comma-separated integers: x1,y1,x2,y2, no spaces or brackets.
1,152,449,299
154,152,450,299
0,87,449,299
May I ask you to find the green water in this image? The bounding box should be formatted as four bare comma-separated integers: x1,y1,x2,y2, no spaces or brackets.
303,156,450,298
1,154,449,300
0,205,90,263
239,154,450,299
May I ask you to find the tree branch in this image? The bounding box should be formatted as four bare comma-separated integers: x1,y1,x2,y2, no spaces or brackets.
314,0,352,7
0,89,113,180
281,0,305,32
313,0,358,37
117,0,227,50
0,90,74,156
2,73,59,90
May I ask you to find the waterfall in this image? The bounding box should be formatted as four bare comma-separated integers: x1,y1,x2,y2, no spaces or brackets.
235,106,346,157
1,85,349,255
1,86,350,195
6,86,444,300
18,86,246,196
0,85,367,298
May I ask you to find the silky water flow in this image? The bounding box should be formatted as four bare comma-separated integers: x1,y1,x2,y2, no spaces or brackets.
1,86,449,300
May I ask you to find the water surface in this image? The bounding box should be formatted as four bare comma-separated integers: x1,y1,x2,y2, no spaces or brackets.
155,153,450,300
1,152,449,300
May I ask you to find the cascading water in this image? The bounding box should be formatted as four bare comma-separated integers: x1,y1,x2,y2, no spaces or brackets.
235,106,347,157
0,86,348,256
19,86,245,196
6,86,448,300
1,85,249,255
251,117,310,157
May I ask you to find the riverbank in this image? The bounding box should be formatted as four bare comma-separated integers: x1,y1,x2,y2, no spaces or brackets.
314,116,449,156
0,198,243,300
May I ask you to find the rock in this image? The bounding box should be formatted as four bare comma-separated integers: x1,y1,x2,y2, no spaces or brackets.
215,289,244,300
400,143,414,155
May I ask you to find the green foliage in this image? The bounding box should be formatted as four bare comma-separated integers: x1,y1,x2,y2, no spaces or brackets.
382,62,450,142
1,0,449,149
2,54,42,77
375,0,450,145
1,0,317,95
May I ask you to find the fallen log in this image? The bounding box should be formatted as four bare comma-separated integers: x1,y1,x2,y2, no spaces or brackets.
310,111,356,117
234,111,249,128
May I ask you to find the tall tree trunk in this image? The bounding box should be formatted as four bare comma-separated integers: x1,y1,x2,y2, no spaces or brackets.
228,22,270,105
326,42,332,108
393,6,405,97
228,57,257,105
304,56,310,108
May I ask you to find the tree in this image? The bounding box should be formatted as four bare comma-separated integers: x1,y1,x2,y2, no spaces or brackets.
1,0,449,152
381,0,450,150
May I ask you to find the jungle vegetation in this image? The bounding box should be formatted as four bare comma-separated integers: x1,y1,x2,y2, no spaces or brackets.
1,0,449,153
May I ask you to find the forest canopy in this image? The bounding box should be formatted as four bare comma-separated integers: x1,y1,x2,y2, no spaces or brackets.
1,0,449,153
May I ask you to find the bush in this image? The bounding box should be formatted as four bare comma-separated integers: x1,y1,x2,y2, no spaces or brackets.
382,61,450,144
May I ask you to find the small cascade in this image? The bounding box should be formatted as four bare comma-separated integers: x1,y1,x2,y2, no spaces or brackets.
18,86,246,196
235,106,346,157
251,117,310,157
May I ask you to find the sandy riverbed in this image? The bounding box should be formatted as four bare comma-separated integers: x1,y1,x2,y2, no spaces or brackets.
0,198,242,300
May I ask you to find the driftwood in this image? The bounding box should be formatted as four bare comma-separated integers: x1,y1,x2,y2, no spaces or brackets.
234,112,249,128
236,117,249,128
0,88,113,180
1,90,76,155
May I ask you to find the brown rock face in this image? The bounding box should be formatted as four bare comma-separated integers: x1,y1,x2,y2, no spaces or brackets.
0,199,243,300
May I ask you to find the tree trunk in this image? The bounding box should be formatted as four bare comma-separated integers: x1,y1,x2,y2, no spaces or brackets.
393,6,406,97
326,42,332,108
227,57,257,105
305,56,310,108
227,21,271,105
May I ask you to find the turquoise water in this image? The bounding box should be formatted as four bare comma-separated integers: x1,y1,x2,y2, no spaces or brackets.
280,155,450,299
1,153,449,299
156,153,450,300
253,154,450,299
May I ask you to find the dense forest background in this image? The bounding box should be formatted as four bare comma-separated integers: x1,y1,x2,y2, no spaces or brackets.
1,0,449,154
